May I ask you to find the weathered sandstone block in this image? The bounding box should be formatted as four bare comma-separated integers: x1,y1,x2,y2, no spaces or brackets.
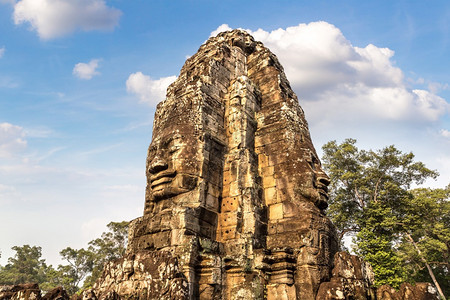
377,283,439,300
85,251,188,300
316,252,376,300
0,283,41,300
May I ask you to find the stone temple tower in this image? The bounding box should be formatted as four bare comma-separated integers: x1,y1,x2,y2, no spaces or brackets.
87,30,379,300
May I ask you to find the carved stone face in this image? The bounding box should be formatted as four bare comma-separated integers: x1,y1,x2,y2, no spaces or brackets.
146,129,201,202
297,148,330,210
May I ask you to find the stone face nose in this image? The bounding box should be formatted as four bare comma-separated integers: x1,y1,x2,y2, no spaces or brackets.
148,157,168,174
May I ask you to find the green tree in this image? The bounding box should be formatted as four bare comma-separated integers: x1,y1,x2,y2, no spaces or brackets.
39,266,68,292
88,221,129,264
322,139,439,288
0,220,129,296
83,220,129,288
0,245,52,285
398,186,449,299
57,247,95,294
354,202,407,288
53,221,130,293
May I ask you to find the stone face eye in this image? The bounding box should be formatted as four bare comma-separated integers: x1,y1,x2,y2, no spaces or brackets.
309,153,319,171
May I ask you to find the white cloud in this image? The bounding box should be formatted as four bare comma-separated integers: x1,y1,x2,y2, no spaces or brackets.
73,59,101,80
126,72,176,106
210,24,233,37
0,76,19,88
99,184,142,203
0,47,5,58
103,184,141,194
411,89,450,120
0,122,27,158
13,0,121,39
427,81,449,94
435,156,450,186
77,143,122,158
211,22,450,123
0,184,19,204
440,129,450,138
24,126,55,138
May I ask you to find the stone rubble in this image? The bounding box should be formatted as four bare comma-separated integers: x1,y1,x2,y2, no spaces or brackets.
0,284,69,300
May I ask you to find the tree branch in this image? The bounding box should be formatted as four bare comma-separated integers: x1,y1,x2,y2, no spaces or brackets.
405,232,446,300
373,177,381,203
354,186,364,208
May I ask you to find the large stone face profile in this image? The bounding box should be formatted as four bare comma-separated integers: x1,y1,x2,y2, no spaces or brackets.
129,29,338,299
84,30,436,300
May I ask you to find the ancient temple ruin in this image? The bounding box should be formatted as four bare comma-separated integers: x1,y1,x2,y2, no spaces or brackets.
80,30,437,300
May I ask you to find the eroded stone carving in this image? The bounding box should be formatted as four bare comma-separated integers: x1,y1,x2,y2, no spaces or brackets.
316,252,376,299
127,28,339,300
84,29,417,300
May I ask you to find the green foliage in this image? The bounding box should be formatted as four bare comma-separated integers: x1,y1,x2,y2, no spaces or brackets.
83,220,129,288
322,139,442,288
354,201,407,287
398,186,450,297
322,139,438,243
356,227,406,288
0,245,54,287
0,220,129,296
57,247,95,294
61,220,130,292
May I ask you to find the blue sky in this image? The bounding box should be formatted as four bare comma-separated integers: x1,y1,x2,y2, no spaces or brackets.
1,0,449,266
